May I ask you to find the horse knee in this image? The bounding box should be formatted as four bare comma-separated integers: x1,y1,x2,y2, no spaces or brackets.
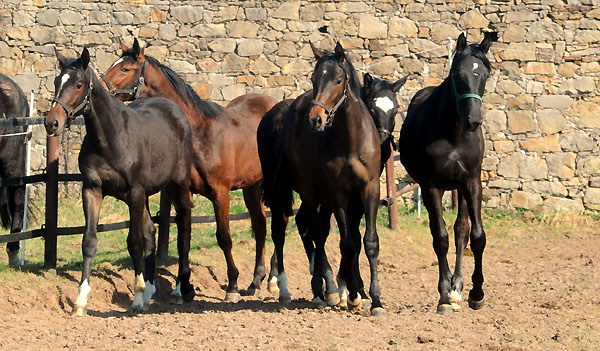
216,231,233,251
470,227,486,253
432,234,450,256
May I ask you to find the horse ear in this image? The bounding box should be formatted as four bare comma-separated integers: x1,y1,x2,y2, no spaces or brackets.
79,47,90,70
456,33,467,53
133,38,141,58
392,75,408,93
334,42,346,63
363,73,373,88
310,41,324,60
55,47,68,69
121,40,130,54
479,31,498,54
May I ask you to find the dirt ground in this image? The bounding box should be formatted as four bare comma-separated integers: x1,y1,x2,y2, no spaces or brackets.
1,215,599,350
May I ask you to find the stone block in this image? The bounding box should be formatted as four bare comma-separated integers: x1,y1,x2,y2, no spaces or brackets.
560,132,596,152
221,54,249,73
273,2,301,20
159,24,177,41
574,30,600,43
301,4,324,21
458,9,489,29
89,11,108,25
112,12,134,25
368,57,399,76
37,9,59,26
359,14,387,39
168,59,196,74
526,18,563,41
191,24,226,38
249,57,280,74
228,21,259,38
584,157,600,176
389,17,418,37
543,197,584,212
488,179,520,189
503,24,526,42
520,134,561,152
496,79,522,95
507,110,534,134
409,39,446,58
281,58,312,75
221,84,247,101
500,43,536,61
399,58,423,74
144,46,168,60
245,8,267,22
494,140,515,154
520,155,548,180
13,11,34,26
6,27,29,40
536,95,572,109
524,62,556,75
237,39,263,57
484,109,506,134
523,181,567,197
584,188,600,210
208,38,236,53
497,153,520,178
61,10,84,25
171,5,202,23
570,101,600,128
507,95,534,110
537,109,567,134
509,191,543,210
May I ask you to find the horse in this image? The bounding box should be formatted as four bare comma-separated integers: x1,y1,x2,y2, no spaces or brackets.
399,32,496,315
261,42,384,316
258,72,407,307
0,73,29,266
101,39,278,302
45,47,193,315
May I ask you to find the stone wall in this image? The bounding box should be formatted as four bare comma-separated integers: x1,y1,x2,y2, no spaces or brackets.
0,0,599,211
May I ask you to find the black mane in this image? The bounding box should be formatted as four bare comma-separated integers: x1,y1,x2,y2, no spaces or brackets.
122,51,223,119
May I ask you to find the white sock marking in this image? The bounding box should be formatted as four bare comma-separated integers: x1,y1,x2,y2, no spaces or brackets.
277,272,290,298
374,96,394,114
171,282,182,297
75,279,91,308
132,273,145,310
143,280,155,305
269,276,277,284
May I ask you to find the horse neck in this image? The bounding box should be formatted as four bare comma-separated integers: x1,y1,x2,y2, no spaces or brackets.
332,87,372,152
144,63,206,127
85,72,126,148
438,77,469,143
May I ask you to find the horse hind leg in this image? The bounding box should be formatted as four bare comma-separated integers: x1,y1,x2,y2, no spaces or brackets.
127,188,149,314
242,184,267,297
450,190,470,311
212,188,241,302
6,185,25,266
141,206,157,307
464,179,486,310
169,186,194,305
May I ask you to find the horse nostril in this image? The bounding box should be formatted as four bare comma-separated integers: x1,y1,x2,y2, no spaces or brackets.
52,120,59,129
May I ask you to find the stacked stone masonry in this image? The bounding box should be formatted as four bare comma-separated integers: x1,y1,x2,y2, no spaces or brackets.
0,0,598,211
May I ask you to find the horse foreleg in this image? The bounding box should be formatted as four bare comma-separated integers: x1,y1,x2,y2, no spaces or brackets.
212,189,240,302
271,203,290,303
74,186,103,316
347,195,369,309
6,185,25,266
362,181,384,316
141,206,157,307
305,207,338,306
170,187,194,305
421,187,453,315
333,201,361,311
464,178,486,310
450,190,470,311
127,189,147,314
242,184,267,297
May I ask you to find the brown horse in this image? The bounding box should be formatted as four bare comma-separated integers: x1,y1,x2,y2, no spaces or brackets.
102,39,277,302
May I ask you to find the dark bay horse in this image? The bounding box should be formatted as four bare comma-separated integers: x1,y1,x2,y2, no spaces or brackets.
261,42,384,316
45,48,193,315
0,73,29,265
259,72,407,307
102,39,277,302
399,32,496,315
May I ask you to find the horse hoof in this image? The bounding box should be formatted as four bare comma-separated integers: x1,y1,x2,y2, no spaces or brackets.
325,293,340,306
361,299,372,311
170,295,183,305
132,305,145,315
468,296,485,310
267,281,279,294
182,289,195,303
348,297,362,312
7,251,20,266
451,302,462,311
313,297,328,310
371,307,386,317
225,292,241,303
279,294,292,304
436,304,454,315
337,299,347,308
72,306,87,317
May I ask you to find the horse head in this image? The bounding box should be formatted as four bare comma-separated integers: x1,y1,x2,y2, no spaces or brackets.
449,32,496,132
101,38,148,102
46,47,92,136
308,42,355,132
361,72,407,149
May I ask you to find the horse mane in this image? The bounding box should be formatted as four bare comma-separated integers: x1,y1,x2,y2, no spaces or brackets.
122,51,223,119
451,44,491,71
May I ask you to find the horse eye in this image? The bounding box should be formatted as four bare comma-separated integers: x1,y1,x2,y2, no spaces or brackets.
121,67,130,73
76,83,82,89
336,79,342,85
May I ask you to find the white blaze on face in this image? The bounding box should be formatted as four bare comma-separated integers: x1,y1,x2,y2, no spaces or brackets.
110,57,125,69
374,96,394,114
59,73,70,93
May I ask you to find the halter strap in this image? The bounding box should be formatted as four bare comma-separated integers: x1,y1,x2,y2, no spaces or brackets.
52,69,93,126
100,59,148,100
450,75,483,117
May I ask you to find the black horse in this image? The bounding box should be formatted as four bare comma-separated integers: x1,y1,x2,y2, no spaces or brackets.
259,72,407,308
0,73,29,266
399,32,496,315
45,48,193,315
260,42,384,316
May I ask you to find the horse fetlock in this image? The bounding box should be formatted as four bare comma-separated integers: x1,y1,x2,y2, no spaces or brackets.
348,295,362,311
325,292,340,306
267,276,279,294
6,248,20,266
449,290,463,304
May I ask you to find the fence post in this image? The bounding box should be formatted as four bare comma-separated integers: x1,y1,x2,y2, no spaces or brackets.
44,135,59,269
157,190,171,260
385,141,398,230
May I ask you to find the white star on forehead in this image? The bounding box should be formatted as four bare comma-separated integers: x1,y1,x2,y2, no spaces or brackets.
374,96,394,114
472,62,479,70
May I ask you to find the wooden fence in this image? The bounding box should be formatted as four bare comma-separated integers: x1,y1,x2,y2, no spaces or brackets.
0,116,402,268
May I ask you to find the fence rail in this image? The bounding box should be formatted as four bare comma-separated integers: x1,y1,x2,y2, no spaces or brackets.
0,116,407,266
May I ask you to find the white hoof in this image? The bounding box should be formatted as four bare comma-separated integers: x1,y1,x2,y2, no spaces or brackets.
72,305,87,316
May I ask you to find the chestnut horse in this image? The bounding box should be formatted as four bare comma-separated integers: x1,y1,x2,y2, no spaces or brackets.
102,39,277,302
0,73,29,266
259,73,407,307
399,32,496,315
46,48,193,315
261,42,384,316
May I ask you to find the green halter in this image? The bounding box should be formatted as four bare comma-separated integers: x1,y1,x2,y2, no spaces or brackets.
450,74,483,117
